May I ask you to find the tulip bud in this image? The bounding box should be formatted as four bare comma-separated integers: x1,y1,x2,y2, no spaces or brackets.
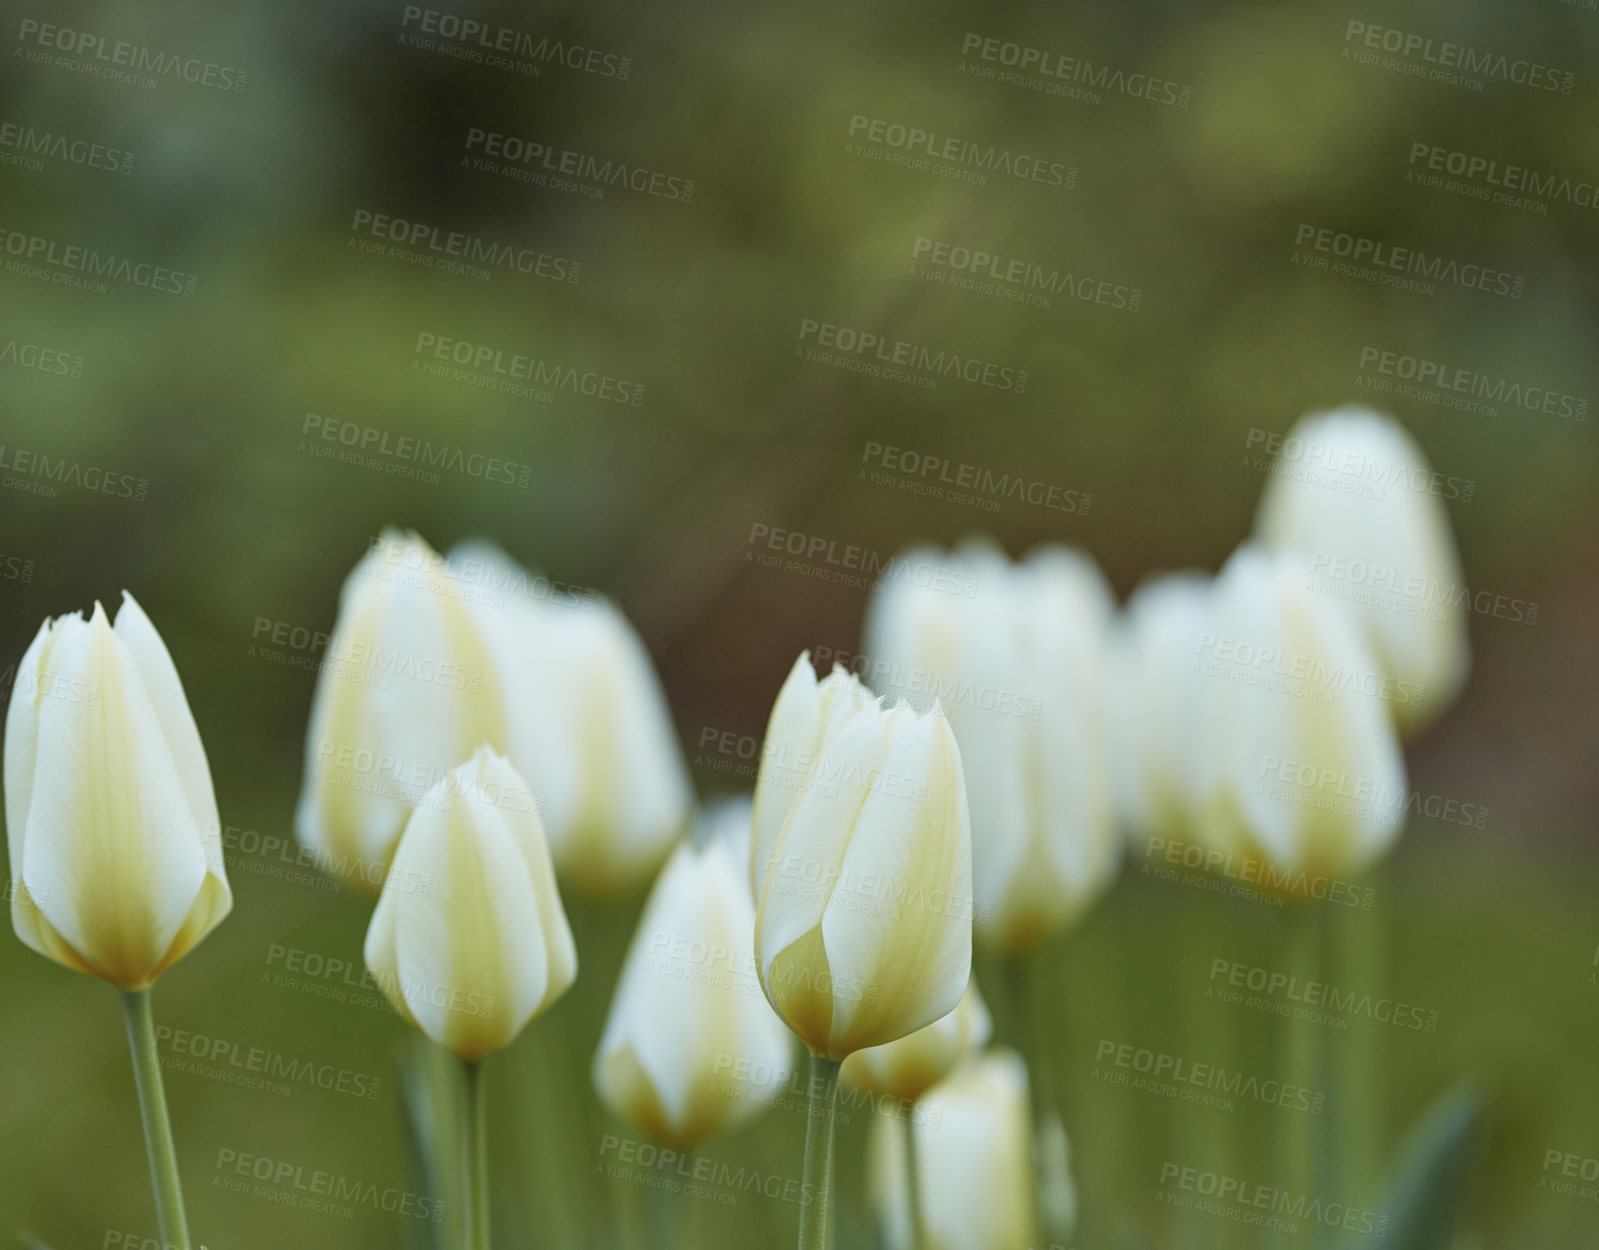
864,541,1119,955
1255,407,1470,734
753,683,973,1060
1189,545,1407,886
593,825,791,1150
294,531,523,892
364,747,577,1060
4,594,231,989
521,597,692,895
911,1050,1039,1250
1109,572,1212,841
749,654,873,895
842,977,991,1105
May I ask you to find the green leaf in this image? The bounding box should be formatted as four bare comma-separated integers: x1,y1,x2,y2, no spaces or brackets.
1335,1087,1485,1250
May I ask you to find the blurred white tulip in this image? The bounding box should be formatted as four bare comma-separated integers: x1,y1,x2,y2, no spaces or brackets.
753,681,973,1060
870,1049,1037,1250
4,594,231,989
1109,571,1212,843
1188,545,1408,888
864,541,1119,955
843,976,991,1105
1254,406,1470,734
593,828,791,1149
364,748,576,1060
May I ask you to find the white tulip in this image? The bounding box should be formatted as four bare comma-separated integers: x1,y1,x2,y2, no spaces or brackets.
1188,545,1407,887
294,530,526,892
753,685,973,1060
5,594,230,989
842,977,991,1104
1255,406,1470,734
593,827,791,1149
748,654,873,895
864,541,1119,954
1109,572,1212,842
912,1049,1039,1250
520,596,692,895
364,748,576,1060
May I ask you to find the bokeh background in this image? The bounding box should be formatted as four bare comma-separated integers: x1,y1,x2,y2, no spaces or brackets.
2,0,1596,1244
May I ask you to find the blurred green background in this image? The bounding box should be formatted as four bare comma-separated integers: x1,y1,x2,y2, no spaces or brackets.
2,0,1596,1244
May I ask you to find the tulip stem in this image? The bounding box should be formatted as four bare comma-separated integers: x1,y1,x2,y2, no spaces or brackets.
797,1053,841,1250
121,988,191,1250
904,1119,925,1250
462,1059,490,1250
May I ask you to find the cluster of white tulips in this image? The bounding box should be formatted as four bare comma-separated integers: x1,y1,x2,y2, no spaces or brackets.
2,404,1467,1250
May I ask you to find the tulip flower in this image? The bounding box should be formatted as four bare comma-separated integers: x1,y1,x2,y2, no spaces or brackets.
842,977,991,1106
1188,545,1407,887
366,746,576,1250
294,530,524,892
521,596,692,895
1254,407,1470,735
863,541,1120,955
5,592,232,1250
593,824,791,1150
751,659,972,1250
867,1049,1039,1250
749,654,873,895
1109,571,1212,842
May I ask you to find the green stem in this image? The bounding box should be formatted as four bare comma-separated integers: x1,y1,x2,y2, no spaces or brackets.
798,1054,842,1250
903,1115,924,1250
121,988,191,1250
462,1059,490,1250
1277,905,1324,1250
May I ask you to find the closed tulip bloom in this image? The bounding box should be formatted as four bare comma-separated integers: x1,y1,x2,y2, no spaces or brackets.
1255,407,1470,734
522,597,692,895
910,1050,1039,1250
1189,546,1407,886
842,977,991,1104
753,691,973,1060
4,594,231,989
1109,572,1212,842
864,541,1119,955
364,747,576,1060
593,831,791,1150
749,654,873,895
295,531,522,892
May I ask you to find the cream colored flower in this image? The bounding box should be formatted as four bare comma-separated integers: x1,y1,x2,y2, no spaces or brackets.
364,748,576,1060
5,594,230,989
842,978,991,1104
